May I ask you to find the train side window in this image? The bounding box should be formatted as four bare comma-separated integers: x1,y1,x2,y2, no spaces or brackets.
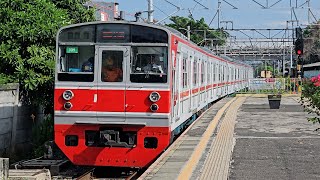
234,68,237,80
188,57,191,88
213,63,216,82
193,58,198,86
224,65,226,81
218,64,221,82
207,62,210,84
225,66,227,81
182,53,188,89
201,62,205,85
228,67,230,81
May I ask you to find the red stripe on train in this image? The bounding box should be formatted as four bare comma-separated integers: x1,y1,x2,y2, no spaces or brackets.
54,89,170,113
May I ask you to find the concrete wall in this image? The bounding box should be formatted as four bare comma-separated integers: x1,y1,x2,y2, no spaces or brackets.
0,84,33,157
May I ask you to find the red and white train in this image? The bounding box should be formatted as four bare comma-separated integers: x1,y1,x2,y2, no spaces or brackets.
54,21,253,168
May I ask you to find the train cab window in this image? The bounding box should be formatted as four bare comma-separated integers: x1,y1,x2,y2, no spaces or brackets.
57,46,95,82
130,47,168,83
101,51,123,82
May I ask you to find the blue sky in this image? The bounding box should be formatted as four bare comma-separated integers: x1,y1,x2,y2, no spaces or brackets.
116,0,319,29
112,0,320,40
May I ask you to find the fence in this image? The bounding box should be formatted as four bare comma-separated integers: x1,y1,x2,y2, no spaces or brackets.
0,83,36,158
239,78,302,94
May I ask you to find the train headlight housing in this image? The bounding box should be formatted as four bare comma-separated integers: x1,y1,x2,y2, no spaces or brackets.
64,102,73,110
150,103,159,112
63,90,74,101
149,92,161,102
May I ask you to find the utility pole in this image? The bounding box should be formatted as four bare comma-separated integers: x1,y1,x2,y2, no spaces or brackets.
308,0,311,24
148,0,154,23
187,26,190,41
282,48,285,77
218,0,221,29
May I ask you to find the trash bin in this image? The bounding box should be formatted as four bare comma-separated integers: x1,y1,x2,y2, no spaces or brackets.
268,95,281,109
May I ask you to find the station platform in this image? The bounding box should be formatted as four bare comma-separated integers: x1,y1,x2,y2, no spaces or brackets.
139,95,320,180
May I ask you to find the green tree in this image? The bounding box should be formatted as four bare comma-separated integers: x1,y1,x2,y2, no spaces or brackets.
303,22,320,64
166,16,228,46
52,0,95,24
0,0,95,109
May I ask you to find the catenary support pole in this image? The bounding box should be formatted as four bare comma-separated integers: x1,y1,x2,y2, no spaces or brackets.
148,0,154,23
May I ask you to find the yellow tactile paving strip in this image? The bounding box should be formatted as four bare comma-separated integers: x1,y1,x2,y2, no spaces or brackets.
198,97,246,180
177,97,237,180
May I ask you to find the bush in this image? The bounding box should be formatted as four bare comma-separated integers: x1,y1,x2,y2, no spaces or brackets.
301,75,320,123
0,0,95,109
31,114,54,158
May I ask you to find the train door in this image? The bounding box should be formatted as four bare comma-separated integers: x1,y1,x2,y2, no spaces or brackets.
217,63,220,97
212,62,216,99
180,48,191,115
194,56,200,107
197,57,201,106
208,61,212,100
171,51,176,121
211,62,214,99
190,53,195,110
97,46,129,122
227,65,230,94
173,51,181,120
188,51,192,112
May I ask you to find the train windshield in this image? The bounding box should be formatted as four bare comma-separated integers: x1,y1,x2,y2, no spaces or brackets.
130,47,168,83
57,46,95,82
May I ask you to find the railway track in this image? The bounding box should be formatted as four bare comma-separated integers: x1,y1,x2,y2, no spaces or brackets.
92,167,139,180
52,167,138,179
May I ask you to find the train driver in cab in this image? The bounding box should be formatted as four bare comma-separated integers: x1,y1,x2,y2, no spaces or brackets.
102,56,123,82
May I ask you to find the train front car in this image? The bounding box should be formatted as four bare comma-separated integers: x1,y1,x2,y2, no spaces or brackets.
54,22,171,168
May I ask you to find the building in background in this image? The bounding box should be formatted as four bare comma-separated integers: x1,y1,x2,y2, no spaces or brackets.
260,70,273,78
84,1,120,21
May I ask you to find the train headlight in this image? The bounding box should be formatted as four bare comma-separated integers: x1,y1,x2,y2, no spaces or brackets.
149,92,161,102
63,90,74,101
64,102,73,110
150,103,159,112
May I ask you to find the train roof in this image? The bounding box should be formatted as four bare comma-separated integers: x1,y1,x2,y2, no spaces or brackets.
57,21,251,68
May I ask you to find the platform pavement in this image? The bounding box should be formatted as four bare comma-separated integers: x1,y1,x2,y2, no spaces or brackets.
139,97,234,180
140,96,320,180
229,96,320,180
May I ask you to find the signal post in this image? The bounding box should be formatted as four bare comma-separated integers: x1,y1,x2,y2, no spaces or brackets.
295,27,304,79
